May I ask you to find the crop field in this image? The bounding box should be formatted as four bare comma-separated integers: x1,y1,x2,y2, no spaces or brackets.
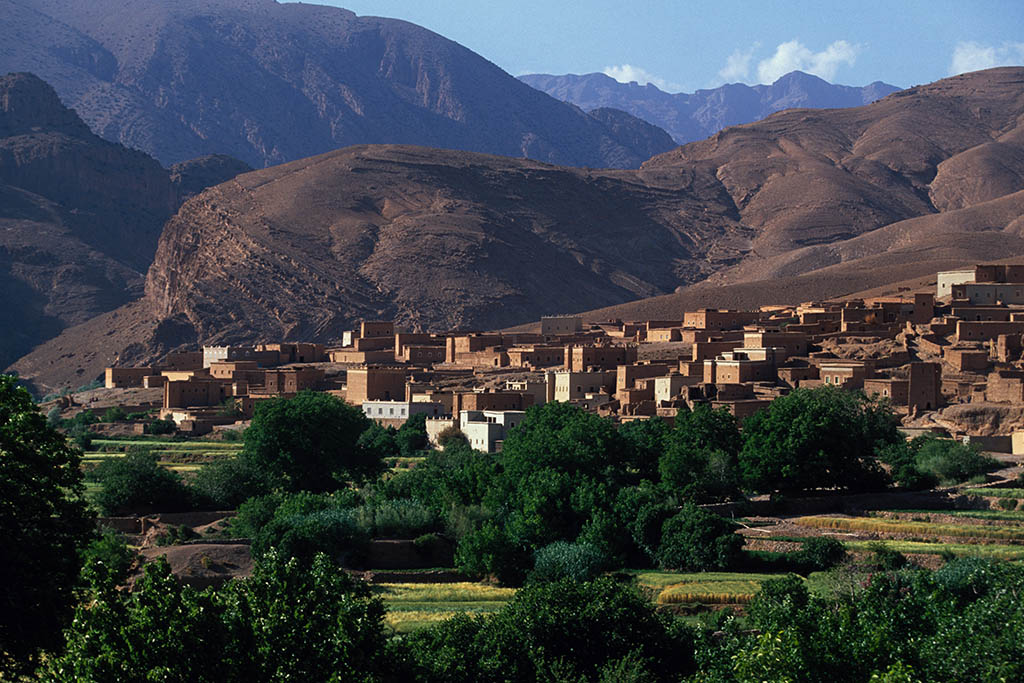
873,509,1024,522
374,582,516,633
792,515,1024,542
964,487,1024,499
631,571,785,606
842,539,1024,560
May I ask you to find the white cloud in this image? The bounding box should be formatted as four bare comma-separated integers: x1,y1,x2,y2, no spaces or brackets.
718,45,758,82
756,39,860,84
602,64,677,91
950,41,1024,75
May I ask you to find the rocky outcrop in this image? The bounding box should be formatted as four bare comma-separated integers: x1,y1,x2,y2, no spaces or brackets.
169,155,254,200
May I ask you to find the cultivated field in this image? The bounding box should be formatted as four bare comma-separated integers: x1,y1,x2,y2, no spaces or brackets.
374,582,516,632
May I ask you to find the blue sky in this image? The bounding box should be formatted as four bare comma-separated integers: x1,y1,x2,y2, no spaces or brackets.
293,0,1024,92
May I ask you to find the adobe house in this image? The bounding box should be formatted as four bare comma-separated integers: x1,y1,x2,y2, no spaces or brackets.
956,320,1024,343
346,367,407,404
743,330,808,359
907,362,942,412
459,410,526,453
540,315,583,336
451,390,533,416
105,367,154,388
683,309,761,331
986,370,1024,403
564,344,637,372
261,367,325,395
943,347,990,374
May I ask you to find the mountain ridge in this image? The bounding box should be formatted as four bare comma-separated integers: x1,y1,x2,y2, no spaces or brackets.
519,70,901,144
0,0,676,169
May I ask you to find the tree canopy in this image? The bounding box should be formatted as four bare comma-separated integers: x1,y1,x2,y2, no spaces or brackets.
0,374,94,674
738,387,898,493
242,391,384,492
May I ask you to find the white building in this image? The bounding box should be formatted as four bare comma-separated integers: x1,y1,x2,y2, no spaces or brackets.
362,400,444,426
459,410,526,453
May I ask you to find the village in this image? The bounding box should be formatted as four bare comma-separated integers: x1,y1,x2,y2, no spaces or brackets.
92,263,1024,454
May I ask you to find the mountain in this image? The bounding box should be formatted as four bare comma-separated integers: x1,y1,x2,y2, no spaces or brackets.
0,0,675,169
0,72,252,370
0,72,175,369
10,67,1024,392
519,70,901,144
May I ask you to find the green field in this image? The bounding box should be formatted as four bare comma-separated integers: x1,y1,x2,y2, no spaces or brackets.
964,487,1024,499
631,571,787,606
875,509,1024,522
374,582,516,633
793,514,1024,541
843,539,1024,560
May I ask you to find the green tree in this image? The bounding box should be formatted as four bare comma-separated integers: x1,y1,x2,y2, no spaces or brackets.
395,412,430,456
619,416,671,481
738,387,896,493
660,404,742,501
45,551,391,682
93,450,195,515
403,578,694,682
655,503,743,571
241,391,384,492
0,375,94,675
221,551,389,681
44,559,231,682
190,455,273,509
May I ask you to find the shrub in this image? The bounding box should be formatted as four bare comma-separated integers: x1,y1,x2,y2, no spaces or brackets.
913,436,998,485
190,456,272,509
92,451,195,515
998,498,1018,511
359,498,437,538
101,406,128,423
436,425,469,450
221,429,243,442
868,542,908,570
798,536,847,571
528,541,609,583
254,507,370,566
79,529,135,594
145,419,176,435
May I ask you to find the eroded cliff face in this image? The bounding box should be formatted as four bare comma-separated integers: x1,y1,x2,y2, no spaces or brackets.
140,144,751,345
0,72,249,369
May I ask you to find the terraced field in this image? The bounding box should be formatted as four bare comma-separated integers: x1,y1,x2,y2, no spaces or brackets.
373,582,516,633
631,571,785,606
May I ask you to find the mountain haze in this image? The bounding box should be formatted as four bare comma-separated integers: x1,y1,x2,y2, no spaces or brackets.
519,70,900,144
0,0,675,169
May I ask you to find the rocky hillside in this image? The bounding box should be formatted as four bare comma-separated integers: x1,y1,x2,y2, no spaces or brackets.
0,72,176,368
520,70,900,144
1,0,675,169
0,72,252,370
11,67,1024,392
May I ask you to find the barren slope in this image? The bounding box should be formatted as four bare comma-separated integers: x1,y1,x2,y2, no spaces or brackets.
12,68,1024,392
